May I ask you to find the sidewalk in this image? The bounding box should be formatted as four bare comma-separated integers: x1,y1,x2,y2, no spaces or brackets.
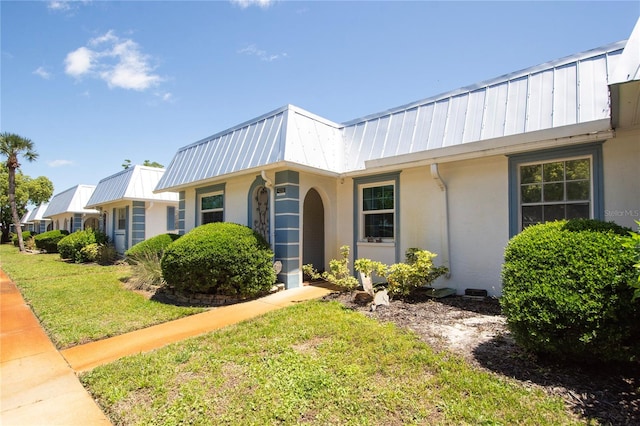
1,269,334,425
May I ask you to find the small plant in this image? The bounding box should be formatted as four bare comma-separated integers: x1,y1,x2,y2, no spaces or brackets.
385,249,448,297
80,243,118,265
303,245,359,291
126,251,165,291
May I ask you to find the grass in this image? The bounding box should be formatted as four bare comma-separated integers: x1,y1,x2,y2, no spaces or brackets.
82,301,578,425
0,244,204,348
2,243,579,424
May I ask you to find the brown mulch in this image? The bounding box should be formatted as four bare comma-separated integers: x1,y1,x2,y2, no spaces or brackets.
323,290,640,425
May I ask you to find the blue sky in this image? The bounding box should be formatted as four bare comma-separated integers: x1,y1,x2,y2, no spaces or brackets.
2,1,639,199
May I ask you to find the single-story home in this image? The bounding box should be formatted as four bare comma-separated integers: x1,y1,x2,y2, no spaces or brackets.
43,184,100,232
85,165,179,254
155,20,640,296
23,203,52,234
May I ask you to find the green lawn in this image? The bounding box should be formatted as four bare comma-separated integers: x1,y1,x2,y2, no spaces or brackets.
82,301,578,425
0,244,204,348
1,243,579,424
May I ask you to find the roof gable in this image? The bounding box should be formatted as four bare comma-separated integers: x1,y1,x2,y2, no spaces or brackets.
87,165,178,208
44,185,99,217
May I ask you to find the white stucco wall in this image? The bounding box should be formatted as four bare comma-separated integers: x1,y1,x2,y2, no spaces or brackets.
603,130,640,230
144,201,179,238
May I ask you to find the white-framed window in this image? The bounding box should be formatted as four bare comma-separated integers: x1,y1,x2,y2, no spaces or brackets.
360,181,395,241
508,144,603,236
117,208,127,230
200,192,224,224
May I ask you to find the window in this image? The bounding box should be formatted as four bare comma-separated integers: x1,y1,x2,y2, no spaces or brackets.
508,144,603,236
361,182,395,240
201,192,223,224
167,206,177,231
520,158,591,228
117,208,127,230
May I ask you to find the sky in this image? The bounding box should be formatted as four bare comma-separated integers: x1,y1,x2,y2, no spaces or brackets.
2,0,639,201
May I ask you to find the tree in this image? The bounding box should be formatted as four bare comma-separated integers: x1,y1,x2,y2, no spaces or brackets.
0,167,54,243
122,159,164,169
0,132,38,251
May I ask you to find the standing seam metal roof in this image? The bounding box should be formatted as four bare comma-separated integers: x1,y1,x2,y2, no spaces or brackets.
157,40,628,192
86,165,178,208
43,185,99,217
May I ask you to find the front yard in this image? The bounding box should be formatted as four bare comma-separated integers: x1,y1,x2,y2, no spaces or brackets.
4,243,633,424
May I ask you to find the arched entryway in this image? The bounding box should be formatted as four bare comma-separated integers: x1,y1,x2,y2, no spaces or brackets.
303,188,325,273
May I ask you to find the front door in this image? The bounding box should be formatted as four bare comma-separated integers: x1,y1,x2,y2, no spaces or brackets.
303,189,325,273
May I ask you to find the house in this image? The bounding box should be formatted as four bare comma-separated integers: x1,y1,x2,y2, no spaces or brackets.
85,165,179,254
19,210,34,233
155,20,640,296
24,203,52,234
43,185,100,232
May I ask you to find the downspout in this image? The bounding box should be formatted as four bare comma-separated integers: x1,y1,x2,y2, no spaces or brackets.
261,170,276,247
430,164,451,278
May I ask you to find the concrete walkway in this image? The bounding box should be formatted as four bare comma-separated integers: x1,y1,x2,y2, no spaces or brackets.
1,269,334,425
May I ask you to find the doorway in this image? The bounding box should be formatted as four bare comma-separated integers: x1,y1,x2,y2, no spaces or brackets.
303,189,325,273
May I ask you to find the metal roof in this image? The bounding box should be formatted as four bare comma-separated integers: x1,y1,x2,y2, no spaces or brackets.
610,19,640,84
157,39,628,192
86,165,178,208
26,204,50,222
43,185,99,217
342,41,625,171
156,105,343,191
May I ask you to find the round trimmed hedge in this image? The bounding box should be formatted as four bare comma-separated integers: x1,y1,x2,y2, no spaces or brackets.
34,229,69,253
125,233,181,262
161,222,276,297
58,229,109,263
501,219,639,362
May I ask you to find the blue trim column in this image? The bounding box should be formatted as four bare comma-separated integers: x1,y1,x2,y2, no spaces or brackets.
274,170,300,289
178,191,185,235
131,201,146,246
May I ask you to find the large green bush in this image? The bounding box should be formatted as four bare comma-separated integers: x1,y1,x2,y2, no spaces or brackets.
34,230,69,253
58,229,109,263
501,219,639,362
161,223,276,297
125,233,181,262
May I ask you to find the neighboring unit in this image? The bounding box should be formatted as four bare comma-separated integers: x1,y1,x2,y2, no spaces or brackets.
24,203,52,234
86,165,179,254
156,20,640,296
43,185,100,233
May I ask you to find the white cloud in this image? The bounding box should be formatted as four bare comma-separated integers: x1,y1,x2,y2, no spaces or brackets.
65,46,95,77
64,30,163,91
238,44,287,62
48,159,74,167
48,1,72,11
33,66,52,80
231,0,274,9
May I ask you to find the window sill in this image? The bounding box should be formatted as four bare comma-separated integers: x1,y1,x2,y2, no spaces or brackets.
357,241,395,248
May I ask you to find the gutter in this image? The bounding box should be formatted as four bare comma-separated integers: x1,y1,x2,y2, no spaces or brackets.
430,163,451,278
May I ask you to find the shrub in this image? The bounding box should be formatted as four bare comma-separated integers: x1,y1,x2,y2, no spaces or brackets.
126,251,166,291
501,219,640,363
161,223,276,298
58,229,109,263
385,249,448,297
13,231,32,247
80,243,118,265
34,230,69,253
125,233,181,262
303,245,359,291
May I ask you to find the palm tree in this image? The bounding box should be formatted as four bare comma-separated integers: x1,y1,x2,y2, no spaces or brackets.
0,132,38,252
